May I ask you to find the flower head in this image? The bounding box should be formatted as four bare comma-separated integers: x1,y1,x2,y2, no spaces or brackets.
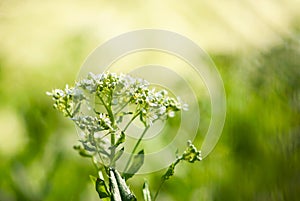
182,140,202,162
47,72,188,162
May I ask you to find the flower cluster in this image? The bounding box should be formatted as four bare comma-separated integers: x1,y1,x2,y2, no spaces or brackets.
76,72,120,94
162,140,202,181
48,72,187,126
72,114,112,133
46,85,85,117
182,140,202,163
131,88,188,126
47,72,187,164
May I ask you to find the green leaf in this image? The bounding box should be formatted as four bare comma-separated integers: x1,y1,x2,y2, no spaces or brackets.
117,115,123,124
115,131,126,147
123,150,144,180
111,147,124,164
89,175,97,183
73,102,81,116
109,169,122,201
95,178,110,198
79,140,96,152
142,180,152,201
109,168,137,201
73,145,93,158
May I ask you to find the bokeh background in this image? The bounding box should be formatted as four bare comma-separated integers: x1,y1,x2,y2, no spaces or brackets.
0,0,299,200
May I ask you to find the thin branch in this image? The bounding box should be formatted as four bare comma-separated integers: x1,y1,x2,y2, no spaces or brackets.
123,126,150,173
123,111,140,132
114,98,132,115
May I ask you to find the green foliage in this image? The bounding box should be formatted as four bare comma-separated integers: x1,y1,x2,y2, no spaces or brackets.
122,150,145,181
109,169,137,201
115,132,126,147
73,145,94,158
95,177,110,198
162,140,202,181
142,180,152,201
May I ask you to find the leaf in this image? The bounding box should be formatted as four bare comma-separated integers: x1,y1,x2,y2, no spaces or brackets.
142,180,152,201
115,131,126,147
73,145,93,158
73,102,81,116
95,178,110,198
113,169,137,201
117,115,123,124
111,147,124,164
123,150,145,180
79,140,96,152
109,168,137,201
89,175,97,183
79,140,110,156
109,169,122,201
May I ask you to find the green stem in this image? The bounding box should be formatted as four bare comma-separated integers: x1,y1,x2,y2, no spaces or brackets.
97,94,114,125
123,126,150,173
91,157,99,171
64,100,73,118
92,133,106,165
110,135,116,167
97,94,116,167
114,98,132,115
153,180,165,201
123,111,140,132
153,157,182,201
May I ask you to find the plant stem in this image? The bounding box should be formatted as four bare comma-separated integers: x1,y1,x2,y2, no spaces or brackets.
153,180,165,201
64,100,73,118
153,157,182,201
114,99,132,115
97,94,115,125
97,94,116,167
123,111,140,132
123,126,149,173
92,133,106,165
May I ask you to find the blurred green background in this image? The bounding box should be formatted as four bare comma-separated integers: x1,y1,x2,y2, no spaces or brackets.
0,0,299,200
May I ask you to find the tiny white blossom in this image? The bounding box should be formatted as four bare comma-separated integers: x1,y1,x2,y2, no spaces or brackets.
168,111,175,118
